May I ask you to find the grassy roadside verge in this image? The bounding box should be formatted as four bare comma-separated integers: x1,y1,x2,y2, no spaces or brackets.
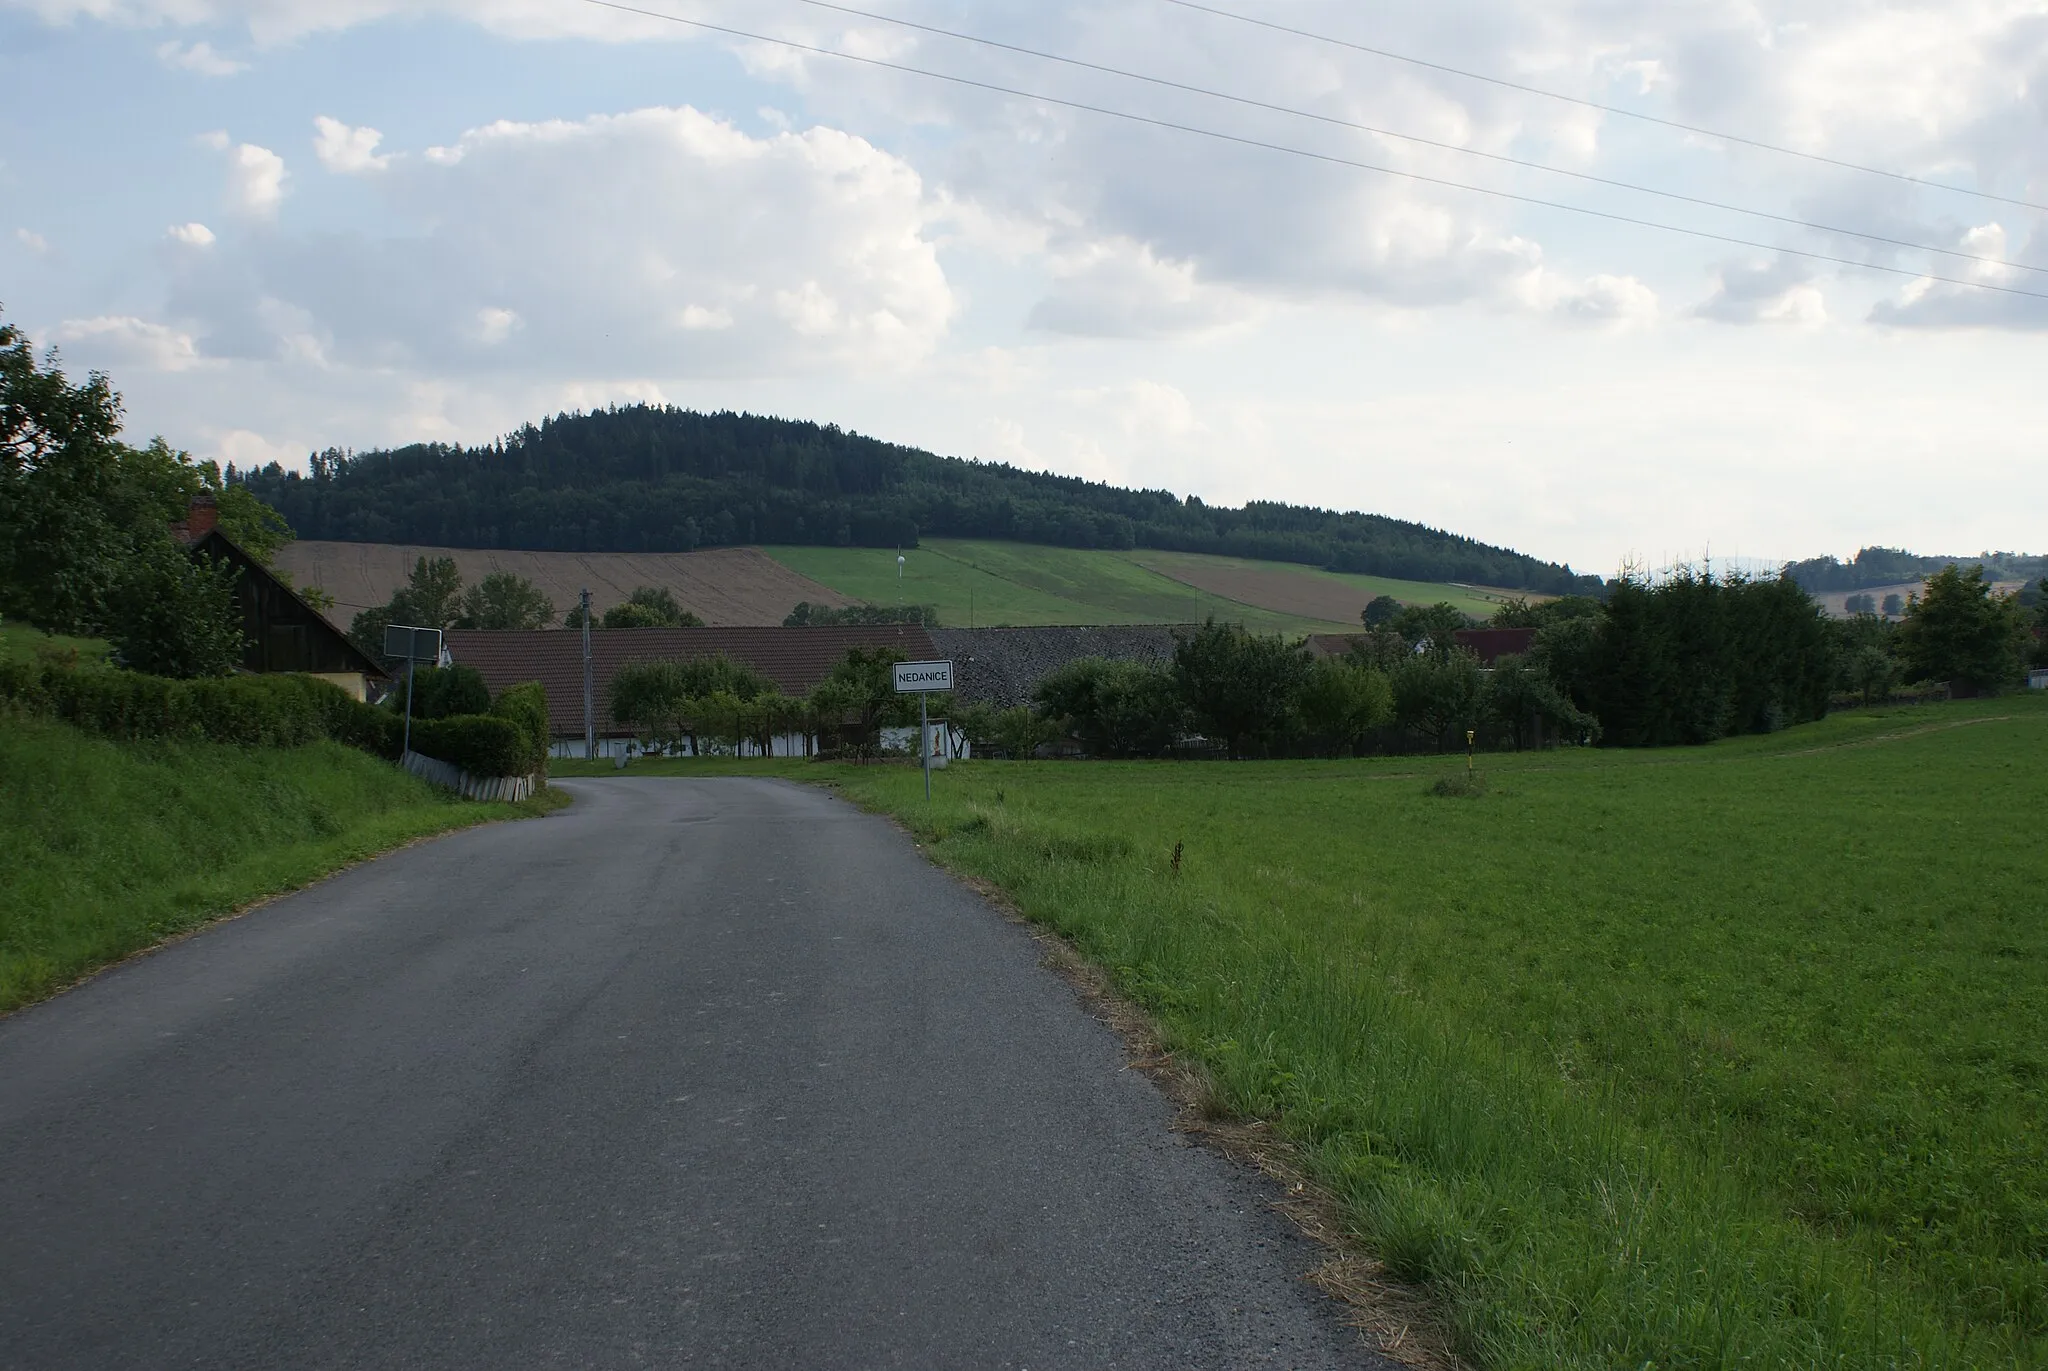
0,716,567,1014
805,696,2048,1369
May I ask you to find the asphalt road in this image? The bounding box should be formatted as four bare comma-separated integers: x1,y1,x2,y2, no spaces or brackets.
0,778,1385,1369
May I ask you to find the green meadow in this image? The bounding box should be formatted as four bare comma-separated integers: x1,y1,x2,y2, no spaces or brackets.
761,538,1495,632
599,697,2048,1367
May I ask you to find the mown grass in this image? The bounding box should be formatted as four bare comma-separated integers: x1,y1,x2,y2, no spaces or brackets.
0,716,565,1013
761,538,1466,633
806,695,2048,1368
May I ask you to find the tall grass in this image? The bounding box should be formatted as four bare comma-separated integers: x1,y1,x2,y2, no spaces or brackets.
0,716,552,1012
829,696,2048,1368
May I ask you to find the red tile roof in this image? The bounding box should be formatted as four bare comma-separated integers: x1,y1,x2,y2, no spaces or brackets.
1453,627,1538,664
446,626,937,737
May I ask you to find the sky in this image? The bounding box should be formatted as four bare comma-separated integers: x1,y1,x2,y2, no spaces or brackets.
3,0,2045,578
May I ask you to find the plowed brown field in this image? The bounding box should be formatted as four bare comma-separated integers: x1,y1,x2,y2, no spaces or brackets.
276,542,853,628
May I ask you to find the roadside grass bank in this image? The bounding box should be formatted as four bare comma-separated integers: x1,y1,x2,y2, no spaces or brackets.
820,694,2048,1368
0,716,566,1014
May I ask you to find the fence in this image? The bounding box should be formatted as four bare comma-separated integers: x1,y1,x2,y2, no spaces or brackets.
402,749,540,803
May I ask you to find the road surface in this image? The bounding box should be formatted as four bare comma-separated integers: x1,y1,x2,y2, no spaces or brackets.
0,778,1384,1369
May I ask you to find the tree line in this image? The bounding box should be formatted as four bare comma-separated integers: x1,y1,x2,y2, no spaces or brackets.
1784,546,2046,594
960,566,2045,760
233,403,1602,593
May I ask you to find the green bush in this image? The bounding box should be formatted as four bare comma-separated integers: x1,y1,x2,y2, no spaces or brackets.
407,714,531,778
489,681,550,774
386,664,491,720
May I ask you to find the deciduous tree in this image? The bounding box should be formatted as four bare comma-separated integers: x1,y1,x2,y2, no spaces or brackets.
454,572,555,630
1297,655,1393,756
1171,619,1309,759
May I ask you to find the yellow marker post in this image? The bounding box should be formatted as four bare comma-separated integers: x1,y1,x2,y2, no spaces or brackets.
1466,729,1476,775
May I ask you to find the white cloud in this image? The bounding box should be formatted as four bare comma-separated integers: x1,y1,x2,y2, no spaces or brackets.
679,305,734,331
1696,259,1828,325
168,221,216,246
473,307,520,344
218,428,300,470
313,116,390,174
1543,273,1662,326
15,228,50,255
216,139,286,217
1028,239,1255,338
156,39,246,76
55,316,203,372
11,0,688,44
166,105,954,377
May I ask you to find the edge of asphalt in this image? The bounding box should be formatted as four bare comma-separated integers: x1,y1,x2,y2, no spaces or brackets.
809,778,1466,1371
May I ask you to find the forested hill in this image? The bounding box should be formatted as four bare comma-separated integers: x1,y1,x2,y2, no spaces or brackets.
238,405,1600,594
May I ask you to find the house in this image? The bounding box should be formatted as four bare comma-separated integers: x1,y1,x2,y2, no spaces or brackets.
445,624,939,750
173,494,389,700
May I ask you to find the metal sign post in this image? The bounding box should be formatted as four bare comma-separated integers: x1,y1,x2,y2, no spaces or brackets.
383,624,444,759
892,659,954,801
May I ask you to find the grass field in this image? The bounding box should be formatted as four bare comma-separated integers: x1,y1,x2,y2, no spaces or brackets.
0,621,111,665
567,697,2048,1367
0,718,564,1014
762,539,1500,633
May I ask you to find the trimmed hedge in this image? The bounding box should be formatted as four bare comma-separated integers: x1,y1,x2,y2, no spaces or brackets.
0,660,399,753
0,660,550,780
407,714,532,779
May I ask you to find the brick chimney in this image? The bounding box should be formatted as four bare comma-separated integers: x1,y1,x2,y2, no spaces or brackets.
173,492,219,544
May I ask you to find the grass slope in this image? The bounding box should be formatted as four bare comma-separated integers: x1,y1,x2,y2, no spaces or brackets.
763,539,1491,633
577,698,2048,1366
0,717,560,1013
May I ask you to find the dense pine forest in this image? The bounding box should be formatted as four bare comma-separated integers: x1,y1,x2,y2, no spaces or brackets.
236,406,1600,594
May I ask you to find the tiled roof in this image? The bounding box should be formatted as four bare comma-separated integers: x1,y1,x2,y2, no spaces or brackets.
447,625,936,737
1453,627,1538,664
928,625,1189,709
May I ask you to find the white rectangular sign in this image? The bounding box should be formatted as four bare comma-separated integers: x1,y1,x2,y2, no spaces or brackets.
892,659,955,693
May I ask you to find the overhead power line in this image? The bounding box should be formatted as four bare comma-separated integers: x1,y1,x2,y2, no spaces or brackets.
1158,0,2048,217
776,0,2044,278
582,0,2048,303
